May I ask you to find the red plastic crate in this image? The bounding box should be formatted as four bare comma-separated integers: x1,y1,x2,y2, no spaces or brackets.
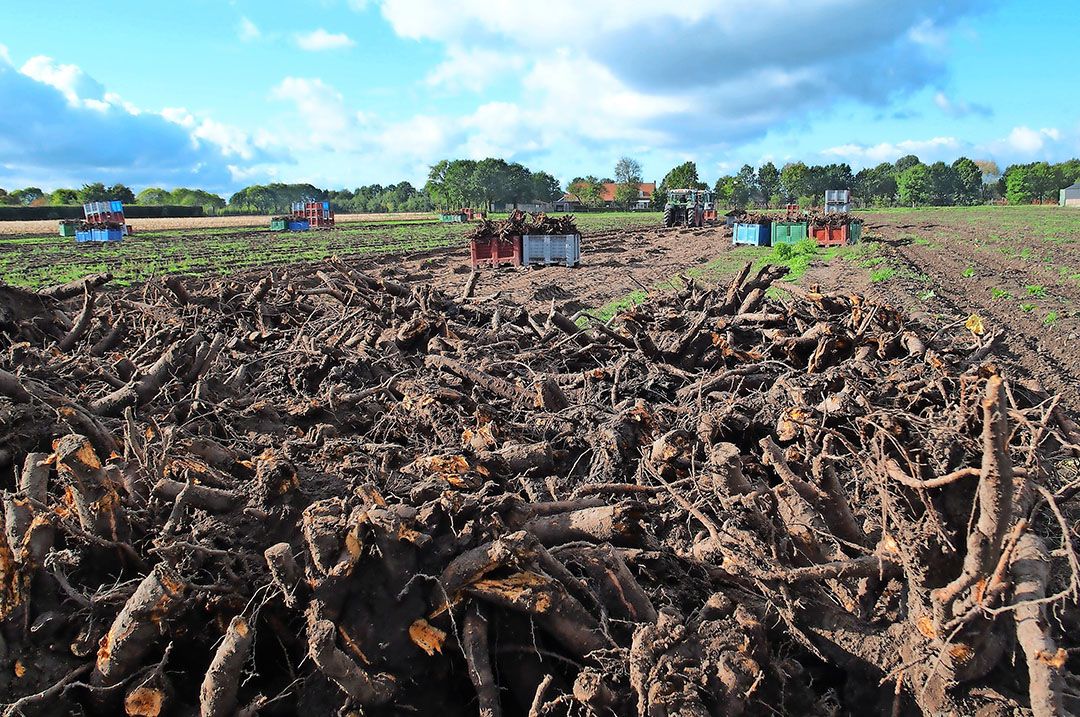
812,225,849,247
470,236,521,268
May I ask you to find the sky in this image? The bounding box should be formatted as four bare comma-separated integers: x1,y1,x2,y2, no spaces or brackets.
1,0,1078,196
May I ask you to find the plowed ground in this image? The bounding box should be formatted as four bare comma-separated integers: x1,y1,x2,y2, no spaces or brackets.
803,207,1080,410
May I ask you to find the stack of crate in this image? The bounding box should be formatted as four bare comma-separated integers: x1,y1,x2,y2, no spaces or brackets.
304,200,335,228
290,199,334,229
824,190,851,215
287,202,310,231
74,200,127,242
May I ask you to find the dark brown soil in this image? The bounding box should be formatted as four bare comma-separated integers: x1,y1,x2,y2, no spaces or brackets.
348,224,736,316
809,214,1080,412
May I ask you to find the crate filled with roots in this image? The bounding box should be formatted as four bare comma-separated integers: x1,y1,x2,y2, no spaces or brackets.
809,212,863,246
467,210,581,269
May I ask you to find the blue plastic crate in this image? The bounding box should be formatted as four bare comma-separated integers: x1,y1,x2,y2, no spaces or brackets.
286,220,310,231
733,223,771,247
90,227,123,242
75,230,94,242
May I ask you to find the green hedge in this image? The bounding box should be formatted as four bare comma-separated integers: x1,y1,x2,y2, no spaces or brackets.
0,205,206,221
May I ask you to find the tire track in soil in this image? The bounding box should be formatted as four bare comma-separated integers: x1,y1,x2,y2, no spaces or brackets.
887,241,1080,411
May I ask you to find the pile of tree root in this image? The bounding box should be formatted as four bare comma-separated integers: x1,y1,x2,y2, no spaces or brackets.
808,213,864,229
1,259,1078,716
468,211,579,242
741,212,804,225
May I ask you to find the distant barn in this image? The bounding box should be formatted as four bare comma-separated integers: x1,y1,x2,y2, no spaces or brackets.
1061,181,1080,207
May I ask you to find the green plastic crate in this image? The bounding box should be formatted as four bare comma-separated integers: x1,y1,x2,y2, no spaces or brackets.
849,222,863,245
770,222,808,245
269,218,287,231
58,221,78,237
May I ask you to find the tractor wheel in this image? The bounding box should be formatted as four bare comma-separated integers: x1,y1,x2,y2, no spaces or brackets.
686,208,696,227
663,207,674,227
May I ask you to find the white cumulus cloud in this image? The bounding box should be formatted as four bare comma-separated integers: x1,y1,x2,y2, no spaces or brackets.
374,0,987,154
822,137,962,165
295,29,356,51
816,126,1074,172
1003,126,1060,154
425,47,524,93
270,77,362,144
238,17,261,42
0,53,279,191
19,55,105,106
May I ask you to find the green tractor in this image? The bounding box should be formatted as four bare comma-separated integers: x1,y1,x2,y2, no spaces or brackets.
663,189,715,228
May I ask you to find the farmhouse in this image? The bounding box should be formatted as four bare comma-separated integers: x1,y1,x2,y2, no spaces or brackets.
496,201,555,212
1061,181,1080,207
556,181,656,211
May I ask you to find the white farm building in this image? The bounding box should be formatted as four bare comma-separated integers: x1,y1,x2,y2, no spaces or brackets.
1061,181,1080,207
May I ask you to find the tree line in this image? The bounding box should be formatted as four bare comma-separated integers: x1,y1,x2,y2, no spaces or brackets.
702,157,978,209
695,157,1080,209
2,155,1078,215
1001,160,1080,204
423,158,562,210
0,183,138,207
0,182,229,211
0,181,433,215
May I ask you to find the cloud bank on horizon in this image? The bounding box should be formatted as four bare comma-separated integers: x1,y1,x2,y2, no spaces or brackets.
1,0,1077,193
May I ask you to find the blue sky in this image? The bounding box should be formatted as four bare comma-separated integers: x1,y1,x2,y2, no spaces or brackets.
1,0,1077,195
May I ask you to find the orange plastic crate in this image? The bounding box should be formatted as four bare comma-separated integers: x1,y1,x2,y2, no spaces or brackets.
470,236,521,268
812,225,848,247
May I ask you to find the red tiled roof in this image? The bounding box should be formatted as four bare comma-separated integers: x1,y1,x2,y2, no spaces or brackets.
564,181,655,203
599,182,655,201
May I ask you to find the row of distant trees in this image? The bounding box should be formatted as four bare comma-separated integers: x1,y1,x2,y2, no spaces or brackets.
2,156,1078,214
0,182,228,211
699,157,987,209
229,181,443,214
0,180,433,215
424,158,562,211
547,155,1079,211
1001,161,1080,204
0,183,138,207
646,156,1080,209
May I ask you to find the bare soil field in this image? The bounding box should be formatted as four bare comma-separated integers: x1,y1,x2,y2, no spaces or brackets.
370,223,737,317
802,206,1080,409
0,212,665,289
0,212,434,236
1,206,1078,715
